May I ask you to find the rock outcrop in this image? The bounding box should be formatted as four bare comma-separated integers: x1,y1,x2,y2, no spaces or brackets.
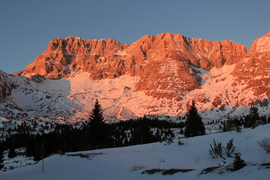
232,32,270,98
0,70,14,102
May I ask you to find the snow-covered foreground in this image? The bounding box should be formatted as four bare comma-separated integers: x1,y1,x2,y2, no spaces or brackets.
2,124,270,180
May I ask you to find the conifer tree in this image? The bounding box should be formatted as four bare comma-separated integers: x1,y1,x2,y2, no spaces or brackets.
184,101,205,137
88,99,108,149
245,106,260,128
89,100,105,125
232,153,246,171
8,146,16,159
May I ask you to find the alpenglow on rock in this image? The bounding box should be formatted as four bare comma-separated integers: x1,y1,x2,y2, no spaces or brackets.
15,33,247,99
1,32,269,121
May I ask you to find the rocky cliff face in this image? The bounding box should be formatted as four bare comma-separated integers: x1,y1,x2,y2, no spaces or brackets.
15,33,247,99
232,32,270,99
0,70,20,104
0,70,12,102
2,32,270,121
15,37,125,79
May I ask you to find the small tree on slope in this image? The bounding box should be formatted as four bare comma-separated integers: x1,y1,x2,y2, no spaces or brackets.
184,101,205,137
232,153,246,171
88,99,109,149
245,106,260,128
8,146,16,159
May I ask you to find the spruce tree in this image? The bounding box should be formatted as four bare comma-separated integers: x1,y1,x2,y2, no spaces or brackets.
232,153,246,171
8,146,16,159
245,106,260,128
184,101,205,137
88,99,108,149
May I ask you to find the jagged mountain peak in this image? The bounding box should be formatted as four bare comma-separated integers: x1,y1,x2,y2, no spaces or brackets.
249,31,270,53
231,32,270,98
15,32,247,79
2,32,270,121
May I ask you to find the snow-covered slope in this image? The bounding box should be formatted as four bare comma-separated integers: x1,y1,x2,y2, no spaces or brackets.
0,67,266,122
2,63,270,122
0,65,268,124
1,124,270,180
0,70,81,120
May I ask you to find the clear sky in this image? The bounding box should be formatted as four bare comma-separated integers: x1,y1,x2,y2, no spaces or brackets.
1,0,270,74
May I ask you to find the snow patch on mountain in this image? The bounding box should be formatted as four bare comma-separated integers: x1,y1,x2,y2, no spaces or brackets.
66,72,183,120
1,65,270,122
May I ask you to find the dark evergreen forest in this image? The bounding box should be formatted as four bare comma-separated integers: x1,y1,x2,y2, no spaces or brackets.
0,117,182,161
0,101,269,164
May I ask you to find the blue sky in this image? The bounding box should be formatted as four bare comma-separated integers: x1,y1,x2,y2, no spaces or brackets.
1,0,270,74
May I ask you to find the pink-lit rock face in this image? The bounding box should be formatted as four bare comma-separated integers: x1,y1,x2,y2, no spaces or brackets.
17,33,247,78
232,32,270,98
249,32,270,53
2,32,269,120
14,33,247,99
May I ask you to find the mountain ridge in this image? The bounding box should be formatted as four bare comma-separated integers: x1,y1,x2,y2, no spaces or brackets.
14,32,247,99
1,32,270,121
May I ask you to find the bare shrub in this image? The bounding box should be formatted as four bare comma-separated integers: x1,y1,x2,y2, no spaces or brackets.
257,138,270,153
224,138,236,157
209,138,236,158
209,139,223,158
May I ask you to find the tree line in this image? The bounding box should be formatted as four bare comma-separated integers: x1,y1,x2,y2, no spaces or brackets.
0,100,269,168
0,100,180,163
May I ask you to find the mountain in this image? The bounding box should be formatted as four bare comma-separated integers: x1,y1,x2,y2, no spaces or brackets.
14,33,246,99
1,32,270,121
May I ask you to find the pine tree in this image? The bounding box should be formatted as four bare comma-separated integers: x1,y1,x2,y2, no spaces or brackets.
8,146,16,159
232,153,246,171
88,99,108,149
89,100,105,125
245,106,260,128
184,101,205,137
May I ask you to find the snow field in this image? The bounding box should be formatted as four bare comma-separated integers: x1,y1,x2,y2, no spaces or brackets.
1,124,270,180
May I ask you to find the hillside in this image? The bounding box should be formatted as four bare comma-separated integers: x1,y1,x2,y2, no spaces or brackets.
1,124,270,180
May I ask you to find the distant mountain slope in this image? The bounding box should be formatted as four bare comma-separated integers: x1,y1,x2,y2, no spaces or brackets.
1,32,270,121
